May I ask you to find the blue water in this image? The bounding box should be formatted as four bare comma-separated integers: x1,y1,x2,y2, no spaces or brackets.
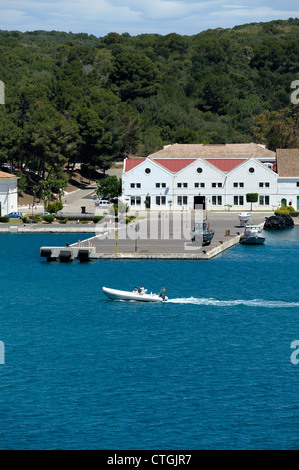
0,231,299,449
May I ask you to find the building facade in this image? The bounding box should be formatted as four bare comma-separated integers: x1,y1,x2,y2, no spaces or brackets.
0,171,18,216
122,143,282,211
276,149,299,210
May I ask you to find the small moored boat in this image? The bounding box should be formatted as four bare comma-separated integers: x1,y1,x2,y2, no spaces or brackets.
239,225,265,245
238,212,251,224
102,286,168,302
190,219,215,245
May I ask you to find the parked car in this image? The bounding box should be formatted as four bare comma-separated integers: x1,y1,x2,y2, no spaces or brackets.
41,212,52,216
5,212,23,219
95,199,111,207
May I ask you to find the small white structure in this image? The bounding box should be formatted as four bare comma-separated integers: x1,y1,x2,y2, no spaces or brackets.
0,171,19,216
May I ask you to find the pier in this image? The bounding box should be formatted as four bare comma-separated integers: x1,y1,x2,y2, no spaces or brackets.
39,211,270,261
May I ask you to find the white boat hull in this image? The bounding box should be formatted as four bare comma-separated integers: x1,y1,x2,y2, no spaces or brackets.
102,287,168,302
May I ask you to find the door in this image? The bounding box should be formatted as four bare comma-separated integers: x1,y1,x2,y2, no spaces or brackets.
145,195,151,209
194,196,205,210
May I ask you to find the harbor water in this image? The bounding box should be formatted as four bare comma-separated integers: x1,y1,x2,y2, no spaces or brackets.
0,230,299,449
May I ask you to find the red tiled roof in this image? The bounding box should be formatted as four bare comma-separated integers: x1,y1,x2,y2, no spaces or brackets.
124,158,145,172
205,158,247,172
124,157,249,174
153,158,196,172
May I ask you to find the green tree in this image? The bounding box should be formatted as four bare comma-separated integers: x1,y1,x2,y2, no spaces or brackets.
246,193,258,211
110,52,160,100
252,107,299,150
96,176,121,198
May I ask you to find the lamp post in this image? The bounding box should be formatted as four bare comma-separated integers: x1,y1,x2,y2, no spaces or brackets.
135,222,139,253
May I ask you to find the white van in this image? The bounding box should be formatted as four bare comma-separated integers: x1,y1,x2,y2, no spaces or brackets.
95,199,110,208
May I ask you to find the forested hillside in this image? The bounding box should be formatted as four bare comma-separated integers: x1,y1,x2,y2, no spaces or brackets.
0,19,298,196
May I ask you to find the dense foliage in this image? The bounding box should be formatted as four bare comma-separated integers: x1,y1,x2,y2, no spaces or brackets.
0,19,298,196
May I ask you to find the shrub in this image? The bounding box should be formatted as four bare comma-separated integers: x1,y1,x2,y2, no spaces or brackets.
0,216,9,223
42,215,55,223
275,206,296,215
21,216,28,223
92,216,104,224
46,201,63,214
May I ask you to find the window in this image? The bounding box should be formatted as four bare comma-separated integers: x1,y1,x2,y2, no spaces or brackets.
297,182,299,187
212,195,222,205
265,182,270,188
259,195,270,205
177,196,188,205
161,183,166,188
145,168,151,174
183,183,188,188
194,182,205,188
197,167,203,173
156,183,160,188
259,182,264,187
156,196,166,205
233,196,244,205
177,183,182,188
260,182,270,188
212,182,222,188
130,183,141,188
137,183,141,188
249,167,255,173
234,182,244,188
240,182,244,188
130,196,141,206
130,183,135,188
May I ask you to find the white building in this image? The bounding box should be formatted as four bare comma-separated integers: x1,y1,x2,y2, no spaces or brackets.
122,143,281,211
276,149,299,209
0,171,19,216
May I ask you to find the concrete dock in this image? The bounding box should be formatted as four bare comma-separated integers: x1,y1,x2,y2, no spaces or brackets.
39,211,271,261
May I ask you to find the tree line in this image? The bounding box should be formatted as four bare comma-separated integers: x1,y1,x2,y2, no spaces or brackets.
0,18,298,198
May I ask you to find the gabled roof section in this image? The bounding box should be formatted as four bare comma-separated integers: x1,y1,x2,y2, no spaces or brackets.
148,143,275,159
152,158,197,173
0,171,17,179
205,158,247,173
276,148,299,177
124,158,145,173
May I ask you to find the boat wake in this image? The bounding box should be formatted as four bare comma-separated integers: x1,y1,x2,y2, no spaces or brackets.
168,297,299,308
